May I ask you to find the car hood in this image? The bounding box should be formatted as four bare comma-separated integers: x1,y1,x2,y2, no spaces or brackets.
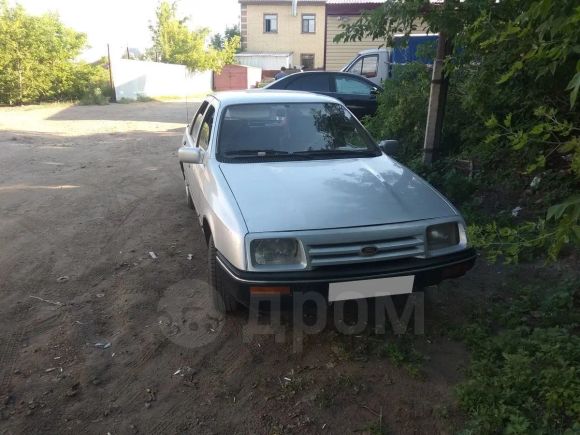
219,156,456,233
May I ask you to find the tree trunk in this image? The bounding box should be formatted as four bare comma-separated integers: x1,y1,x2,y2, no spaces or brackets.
423,33,452,165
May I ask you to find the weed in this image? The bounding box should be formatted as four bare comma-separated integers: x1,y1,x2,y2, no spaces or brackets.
78,87,109,105
315,388,335,409
136,94,154,102
375,337,425,379
332,333,426,379
457,279,580,433
336,373,355,388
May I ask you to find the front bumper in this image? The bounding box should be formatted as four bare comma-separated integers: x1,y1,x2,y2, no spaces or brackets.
216,248,476,305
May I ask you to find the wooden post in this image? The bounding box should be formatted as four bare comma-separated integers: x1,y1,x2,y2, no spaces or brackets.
423,32,451,165
107,44,116,103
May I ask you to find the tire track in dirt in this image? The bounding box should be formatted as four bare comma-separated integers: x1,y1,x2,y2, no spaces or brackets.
0,328,24,398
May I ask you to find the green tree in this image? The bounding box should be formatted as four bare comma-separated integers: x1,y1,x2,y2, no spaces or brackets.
211,25,241,52
210,33,224,50
0,1,89,104
337,0,579,261
224,24,240,41
146,1,239,71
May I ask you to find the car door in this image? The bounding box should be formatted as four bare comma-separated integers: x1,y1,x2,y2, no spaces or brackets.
189,104,216,212
332,74,379,119
282,73,332,96
183,101,208,210
344,54,381,86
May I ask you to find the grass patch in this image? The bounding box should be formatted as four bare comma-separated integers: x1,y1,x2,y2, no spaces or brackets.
78,89,109,105
332,334,425,378
456,279,580,434
315,387,335,409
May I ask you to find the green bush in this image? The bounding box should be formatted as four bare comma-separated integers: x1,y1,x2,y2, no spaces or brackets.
364,63,430,160
340,0,580,263
457,281,580,434
78,87,109,106
0,3,113,105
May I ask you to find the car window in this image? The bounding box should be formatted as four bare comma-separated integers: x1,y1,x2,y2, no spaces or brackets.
335,76,374,95
197,105,215,150
361,55,378,78
217,103,379,162
346,57,363,75
286,74,329,92
189,101,208,137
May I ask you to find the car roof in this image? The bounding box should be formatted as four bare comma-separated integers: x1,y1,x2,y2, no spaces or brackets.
209,89,340,106
357,48,388,55
269,71,382,89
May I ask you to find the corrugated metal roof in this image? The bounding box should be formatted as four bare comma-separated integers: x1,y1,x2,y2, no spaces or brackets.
239,0,324,3
326,0,383,3
235,52,294,56
239,0,381,5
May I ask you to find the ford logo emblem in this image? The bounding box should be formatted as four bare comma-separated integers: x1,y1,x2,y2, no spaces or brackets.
360,246,378,256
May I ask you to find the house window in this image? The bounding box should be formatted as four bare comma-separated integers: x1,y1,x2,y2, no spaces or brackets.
264,14,278,33
302,14,315,33
300,53,315,70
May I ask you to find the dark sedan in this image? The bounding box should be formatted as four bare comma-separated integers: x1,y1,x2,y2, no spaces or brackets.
264,71,382,119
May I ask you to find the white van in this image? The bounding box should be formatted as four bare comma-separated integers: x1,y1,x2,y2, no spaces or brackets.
341,48,391,86
341,35,438,86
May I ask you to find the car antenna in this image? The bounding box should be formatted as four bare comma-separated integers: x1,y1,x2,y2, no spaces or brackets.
186,94,189,124
185,69,189,124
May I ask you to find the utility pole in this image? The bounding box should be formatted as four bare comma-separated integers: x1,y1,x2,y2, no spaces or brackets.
107,44,117,103
423,32,451,165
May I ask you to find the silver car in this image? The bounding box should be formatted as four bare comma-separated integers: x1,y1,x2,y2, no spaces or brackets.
178,91,475,312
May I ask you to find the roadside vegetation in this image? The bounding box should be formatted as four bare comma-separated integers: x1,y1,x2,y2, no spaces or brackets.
145,1,240,72
0,1,112,105
340,0,579,265
338,0,579,432
0,0,239,106
456,279,580,433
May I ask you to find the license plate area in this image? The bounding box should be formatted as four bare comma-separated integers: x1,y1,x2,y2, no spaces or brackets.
328,275,414,302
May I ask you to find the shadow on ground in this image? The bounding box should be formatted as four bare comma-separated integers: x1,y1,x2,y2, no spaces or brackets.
46,101,199,124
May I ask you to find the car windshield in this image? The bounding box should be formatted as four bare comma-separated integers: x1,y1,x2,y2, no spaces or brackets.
217,102,380,161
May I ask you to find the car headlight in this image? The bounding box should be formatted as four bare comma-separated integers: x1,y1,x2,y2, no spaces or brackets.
427,223,460,251
251,238,305,266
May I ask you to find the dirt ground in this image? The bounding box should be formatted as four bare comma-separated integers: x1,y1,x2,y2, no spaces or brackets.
0,101,503,434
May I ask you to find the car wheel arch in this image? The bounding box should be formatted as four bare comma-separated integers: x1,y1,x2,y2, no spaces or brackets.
202,217,212,246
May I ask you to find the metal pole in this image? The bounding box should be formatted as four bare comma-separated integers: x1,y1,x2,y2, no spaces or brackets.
107,44,117,102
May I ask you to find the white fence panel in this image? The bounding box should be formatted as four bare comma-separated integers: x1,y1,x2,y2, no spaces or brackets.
111,59,212,100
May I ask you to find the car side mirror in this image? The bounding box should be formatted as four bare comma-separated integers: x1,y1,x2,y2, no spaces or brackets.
378,139,399,156
178,146,202,164
370,87,380,95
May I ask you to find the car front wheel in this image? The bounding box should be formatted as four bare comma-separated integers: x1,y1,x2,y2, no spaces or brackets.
208,235,238,313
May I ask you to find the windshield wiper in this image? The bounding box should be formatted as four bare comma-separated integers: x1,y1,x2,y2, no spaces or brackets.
293,149,377,157
224,149,289,157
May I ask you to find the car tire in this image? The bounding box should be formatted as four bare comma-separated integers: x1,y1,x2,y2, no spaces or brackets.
208,235,238,313
185,183,194,210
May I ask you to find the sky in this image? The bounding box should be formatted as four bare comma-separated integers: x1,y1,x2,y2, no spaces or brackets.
11,0,241,61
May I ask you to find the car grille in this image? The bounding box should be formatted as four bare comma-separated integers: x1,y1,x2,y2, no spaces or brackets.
306,236,425,267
